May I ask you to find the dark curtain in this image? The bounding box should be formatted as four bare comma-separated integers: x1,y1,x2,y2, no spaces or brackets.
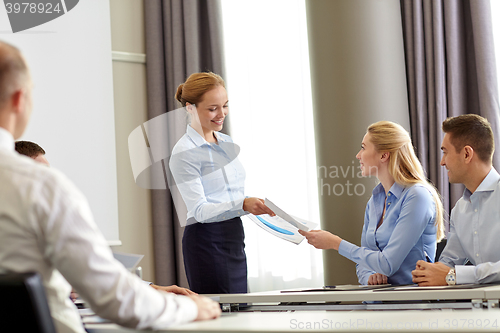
400,0,500,228
144,0,226,286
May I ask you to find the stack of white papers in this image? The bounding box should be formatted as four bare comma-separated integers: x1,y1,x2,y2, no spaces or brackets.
246,198,317,244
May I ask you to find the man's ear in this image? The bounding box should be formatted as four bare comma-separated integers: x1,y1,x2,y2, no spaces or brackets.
463,146,474,164
10,89,24,114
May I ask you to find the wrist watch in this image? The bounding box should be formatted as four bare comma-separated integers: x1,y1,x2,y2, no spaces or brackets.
446,268,456,285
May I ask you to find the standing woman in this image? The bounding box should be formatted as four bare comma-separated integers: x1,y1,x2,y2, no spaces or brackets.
300,121,444,285
169,72,274,294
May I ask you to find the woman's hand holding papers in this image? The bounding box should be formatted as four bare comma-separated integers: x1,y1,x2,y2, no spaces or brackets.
243,197,276,216
298,230,342,251
368,273,388,285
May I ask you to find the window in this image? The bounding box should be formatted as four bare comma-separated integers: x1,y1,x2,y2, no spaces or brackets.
221,0,323,291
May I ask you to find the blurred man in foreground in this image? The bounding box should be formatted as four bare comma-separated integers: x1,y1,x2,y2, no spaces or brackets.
0,40,220,333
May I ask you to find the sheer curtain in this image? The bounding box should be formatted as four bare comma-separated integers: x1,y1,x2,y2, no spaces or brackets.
221,0,323,292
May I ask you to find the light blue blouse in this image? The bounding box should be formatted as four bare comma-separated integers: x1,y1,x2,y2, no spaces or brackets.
338,182,437,285
169,125,247,224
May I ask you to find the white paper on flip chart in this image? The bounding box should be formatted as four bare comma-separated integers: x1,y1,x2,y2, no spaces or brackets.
264,198,317,231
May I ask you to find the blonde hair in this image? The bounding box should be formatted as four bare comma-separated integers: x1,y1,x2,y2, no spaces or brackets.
367,121,444,242
175,72,225,107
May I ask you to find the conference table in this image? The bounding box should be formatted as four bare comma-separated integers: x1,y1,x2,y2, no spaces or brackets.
211,284,500,311
85,284,500,333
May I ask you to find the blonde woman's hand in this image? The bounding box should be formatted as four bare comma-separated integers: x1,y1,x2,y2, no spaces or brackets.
298,229,342,250
367,273,388,285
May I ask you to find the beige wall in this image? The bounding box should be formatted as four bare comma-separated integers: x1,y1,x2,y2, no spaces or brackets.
109,0,155,282
306,0,411,285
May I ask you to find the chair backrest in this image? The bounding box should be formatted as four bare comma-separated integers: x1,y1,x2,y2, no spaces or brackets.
0,272,57,333
436,239,447,261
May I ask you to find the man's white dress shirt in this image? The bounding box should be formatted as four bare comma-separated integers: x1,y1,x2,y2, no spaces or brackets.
440,168,500,284
0,128,197,332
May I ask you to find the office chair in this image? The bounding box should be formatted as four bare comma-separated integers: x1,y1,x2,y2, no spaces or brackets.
0,272,57,333
435,239,447,261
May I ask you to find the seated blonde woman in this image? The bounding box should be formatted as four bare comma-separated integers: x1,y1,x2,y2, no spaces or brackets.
300,121,444,285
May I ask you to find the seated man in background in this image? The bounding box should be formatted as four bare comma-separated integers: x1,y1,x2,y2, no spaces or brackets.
0,40,220,333
15,140,49,165
412,114,500,286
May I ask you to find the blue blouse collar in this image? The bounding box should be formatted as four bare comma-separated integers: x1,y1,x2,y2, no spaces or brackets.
186,125,226,147
372,181,405,199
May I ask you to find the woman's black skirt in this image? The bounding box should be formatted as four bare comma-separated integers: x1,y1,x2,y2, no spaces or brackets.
182,217,247,294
